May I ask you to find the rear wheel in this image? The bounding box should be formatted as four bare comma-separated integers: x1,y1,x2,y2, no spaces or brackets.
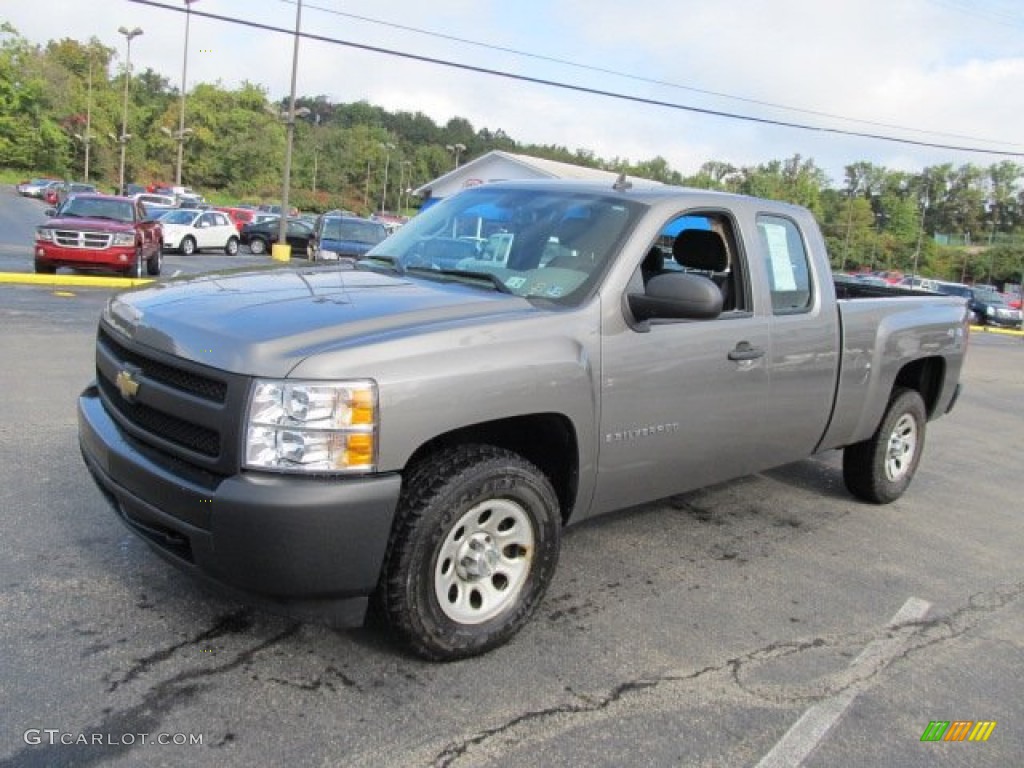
380,445,560,660
146,246,162,276
248,238,266,255
843,387,927,504
180,236,197,256
225,236,239,255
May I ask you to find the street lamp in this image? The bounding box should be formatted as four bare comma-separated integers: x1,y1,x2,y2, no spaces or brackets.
379,142,395,213
173,0,199,186
116,25,143,195
445,142,466,169
277,0,303,258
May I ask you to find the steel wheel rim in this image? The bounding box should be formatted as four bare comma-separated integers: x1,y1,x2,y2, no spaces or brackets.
434,498,535,625
885,413,918,481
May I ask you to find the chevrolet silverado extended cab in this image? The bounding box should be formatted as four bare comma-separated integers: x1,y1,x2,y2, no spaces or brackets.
35,193,163,277
78,180,967,659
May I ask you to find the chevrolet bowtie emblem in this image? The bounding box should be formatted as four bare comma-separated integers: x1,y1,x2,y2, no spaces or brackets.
115,368,141,401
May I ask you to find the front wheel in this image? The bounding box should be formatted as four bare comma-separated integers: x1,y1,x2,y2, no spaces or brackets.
380,445,561,660
127,249,145,279
34,260,56,274
843,387,927,504
248,238,266,255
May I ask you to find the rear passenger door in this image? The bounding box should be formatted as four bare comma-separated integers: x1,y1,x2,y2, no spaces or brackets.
752,213,840,464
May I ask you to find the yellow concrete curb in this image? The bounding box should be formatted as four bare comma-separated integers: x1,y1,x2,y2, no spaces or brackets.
969,324,1023,337
0,273,154,288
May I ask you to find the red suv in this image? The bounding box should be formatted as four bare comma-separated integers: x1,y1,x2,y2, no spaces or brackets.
34,194,164,278
216,206,256,233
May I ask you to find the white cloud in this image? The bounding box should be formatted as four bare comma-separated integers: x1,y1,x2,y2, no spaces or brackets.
5,0,1023,182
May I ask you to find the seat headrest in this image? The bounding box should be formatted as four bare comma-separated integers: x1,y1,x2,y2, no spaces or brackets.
642,246,664,274
673,229,728,272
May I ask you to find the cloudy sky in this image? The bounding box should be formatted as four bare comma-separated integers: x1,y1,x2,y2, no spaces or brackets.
5,0,1024,184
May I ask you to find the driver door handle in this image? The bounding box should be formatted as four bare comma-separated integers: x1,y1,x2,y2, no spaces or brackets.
728,341,765,361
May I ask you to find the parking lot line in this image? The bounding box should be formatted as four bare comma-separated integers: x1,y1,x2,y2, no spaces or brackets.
755,597,932,768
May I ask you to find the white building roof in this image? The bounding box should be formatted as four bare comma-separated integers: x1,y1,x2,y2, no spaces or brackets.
413,150,661,200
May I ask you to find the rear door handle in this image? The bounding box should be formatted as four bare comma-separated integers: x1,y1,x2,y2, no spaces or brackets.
728,342,765,361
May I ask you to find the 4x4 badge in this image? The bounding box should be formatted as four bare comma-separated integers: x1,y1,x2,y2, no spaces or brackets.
115,368,140,401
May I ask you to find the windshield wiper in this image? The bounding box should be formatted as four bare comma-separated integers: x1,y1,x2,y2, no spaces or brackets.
359,254,405,274
406,266,513,294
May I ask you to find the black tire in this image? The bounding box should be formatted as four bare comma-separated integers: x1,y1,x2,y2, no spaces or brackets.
248,238,266,255
180,236,197,256
380,445,560,661
225,236,239,255
146,246,162,276
127,249,145,279
34,260,56,274
843,387,927,504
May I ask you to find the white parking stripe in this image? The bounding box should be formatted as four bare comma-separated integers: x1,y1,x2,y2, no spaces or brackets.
755,596,932,768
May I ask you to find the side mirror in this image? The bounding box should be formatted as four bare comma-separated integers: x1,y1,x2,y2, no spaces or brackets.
44,208,57,217
627,272,723,322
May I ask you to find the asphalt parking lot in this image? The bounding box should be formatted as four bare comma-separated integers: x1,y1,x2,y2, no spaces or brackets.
0,188,1021,767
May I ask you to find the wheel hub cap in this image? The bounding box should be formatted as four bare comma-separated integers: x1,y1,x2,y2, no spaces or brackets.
885,414,917,481
456,533,500,580
434,498,535,625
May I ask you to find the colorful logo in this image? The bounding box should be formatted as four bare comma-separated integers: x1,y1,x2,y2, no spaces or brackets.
920,721,997,742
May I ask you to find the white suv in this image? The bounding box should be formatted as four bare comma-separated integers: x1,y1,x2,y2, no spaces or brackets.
159,209,240,255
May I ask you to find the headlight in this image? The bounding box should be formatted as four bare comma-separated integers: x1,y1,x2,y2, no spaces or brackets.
36,228,56,242
111,232,136,247
986,306,995,316
319,249,339,260
244,379,377,473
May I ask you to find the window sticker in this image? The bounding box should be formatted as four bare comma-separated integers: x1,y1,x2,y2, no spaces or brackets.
762,222,798,291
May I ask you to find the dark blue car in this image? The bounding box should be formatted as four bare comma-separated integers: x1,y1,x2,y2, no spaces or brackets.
309,215,388,262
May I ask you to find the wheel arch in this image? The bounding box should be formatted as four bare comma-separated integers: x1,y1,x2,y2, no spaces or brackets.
893,356,946,418
402,413,580,525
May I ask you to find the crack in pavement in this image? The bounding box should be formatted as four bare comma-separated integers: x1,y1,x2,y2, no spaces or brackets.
1,617,300,768
409,580,1023,768
104,609,255,693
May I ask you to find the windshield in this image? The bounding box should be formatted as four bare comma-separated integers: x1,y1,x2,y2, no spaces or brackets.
60,197,134,223
975,289,1008,306
160,210,200,225
323,218,386,244
363,187,645,305
936,283,972,298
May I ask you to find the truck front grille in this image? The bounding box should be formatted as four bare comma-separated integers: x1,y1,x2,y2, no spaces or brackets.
54,229,113,249
96,326,248,474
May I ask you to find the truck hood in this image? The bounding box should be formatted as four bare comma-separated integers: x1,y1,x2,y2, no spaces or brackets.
103,266,536,377
45,216,134,232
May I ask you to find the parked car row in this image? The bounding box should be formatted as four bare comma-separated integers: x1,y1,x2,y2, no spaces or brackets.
931,281,1023,329
28,186,396,277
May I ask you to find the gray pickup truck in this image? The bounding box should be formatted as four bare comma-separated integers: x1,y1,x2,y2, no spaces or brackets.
78,180,967,659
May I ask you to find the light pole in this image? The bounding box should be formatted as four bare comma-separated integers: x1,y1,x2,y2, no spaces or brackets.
364,159,371,213
398,160,411,214
911,194,929,281
277,0,302,258
445,142,466,169
379,142,395,213
74,56,95,181
171,0,199,187
116,25,143,195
